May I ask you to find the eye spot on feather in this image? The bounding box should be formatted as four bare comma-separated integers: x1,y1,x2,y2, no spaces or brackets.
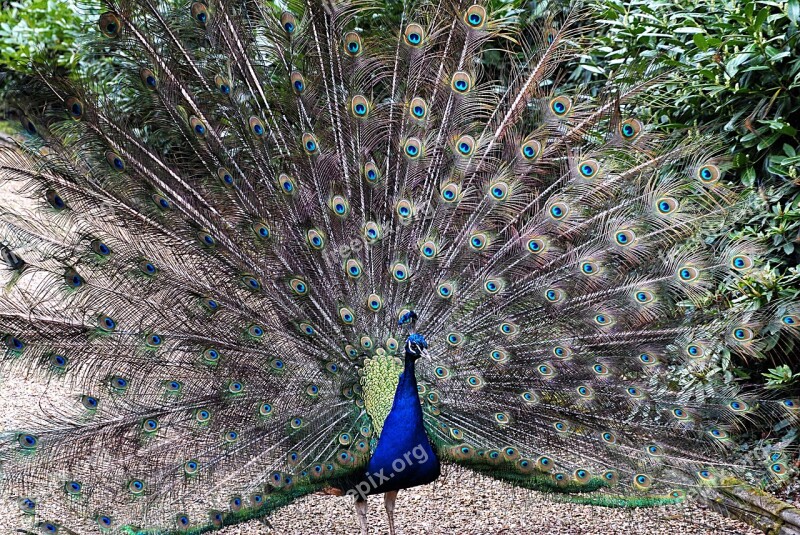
66,97,84,120
484,278,503,294
697,164,721,184
289,277,309,295
579,261,599,275
409,97,428,120
98,314,117,332
440,183,461,203
619,118,642,140
537,364,554,377
249,116,265,137
639,352,657,365
498,322,518,335
446,332,464,347
105,151,125,171
81,395,99,410
330,195,350,216
549,96,571,116
351,95,370,118
578,159,599,179
686,343,705,358
527,237,546,254
191,2,208,25
614,229,635,246
731,255,753,270
656,196,679,214
419,240,438,259
404,137,423,159
633,474,652,489
214,74,230,95
391,262,410,281
494,412,510,425
545,288,564,303
128,479,146,495
464,4,487,28
360,336,373,350
469,232,489,251
548,202,569,220
290,71,305,94
345,259,363,279
437,282,454,299
677,265,699,282
280,11,296,34
339,307,355,325
520,139,541,161
363,221,382,242
363,161,380,183
731,326,754,341
302,133,319,154
98,12,122,37
306,229,325,249
343,32,362,56
189,116,207,137
396,199,414,220
404,23,424,46
552,346,571,359
672,408,689,420
455,135,475,156
142,418,159,432
248,324,265,338
489,181,509,201
451,71,472,94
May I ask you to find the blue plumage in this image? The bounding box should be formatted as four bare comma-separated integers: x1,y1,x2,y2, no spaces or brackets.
365,335,440,496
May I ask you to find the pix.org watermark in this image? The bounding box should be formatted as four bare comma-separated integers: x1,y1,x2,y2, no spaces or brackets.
346,444,430,500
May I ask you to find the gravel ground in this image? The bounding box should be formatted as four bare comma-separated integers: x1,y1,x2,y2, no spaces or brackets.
217,467,761,535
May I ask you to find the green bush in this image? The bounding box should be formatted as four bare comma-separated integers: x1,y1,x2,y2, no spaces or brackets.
564,0,800,383
0,0,84,72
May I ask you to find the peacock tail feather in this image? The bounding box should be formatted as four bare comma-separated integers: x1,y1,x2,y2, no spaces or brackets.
0,0,798,532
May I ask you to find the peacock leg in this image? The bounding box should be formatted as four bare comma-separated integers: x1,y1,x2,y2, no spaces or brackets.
384,490,399,535
355,496,369,535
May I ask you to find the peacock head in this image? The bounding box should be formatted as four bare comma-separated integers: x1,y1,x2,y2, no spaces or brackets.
405,333,429,360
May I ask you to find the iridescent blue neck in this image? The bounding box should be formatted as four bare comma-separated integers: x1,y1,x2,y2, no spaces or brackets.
362,342,440,495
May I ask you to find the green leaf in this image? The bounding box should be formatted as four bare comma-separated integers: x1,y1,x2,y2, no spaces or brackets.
788,0,799,24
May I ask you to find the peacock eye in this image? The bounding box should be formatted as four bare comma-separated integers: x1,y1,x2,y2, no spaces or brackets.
191,2,208,25
409,97,428,120
404,23,424,46
249,116,265,136
351,95,370,118
697,163,721,183
550,96,572,116
280,11,296,34
577,159,599,178
98,12,122,37
455,135,475,156
619,118,642,140
465,4,486,27
344,31,362,56
451,71,471,93
290,71,305,93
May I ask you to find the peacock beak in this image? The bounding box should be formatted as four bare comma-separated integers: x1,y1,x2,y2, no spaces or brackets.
421,348,430,359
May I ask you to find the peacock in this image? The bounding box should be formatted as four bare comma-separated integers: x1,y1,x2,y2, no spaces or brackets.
0,0,798,533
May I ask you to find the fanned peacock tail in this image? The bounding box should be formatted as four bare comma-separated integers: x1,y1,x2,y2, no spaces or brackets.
1,0,799,532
